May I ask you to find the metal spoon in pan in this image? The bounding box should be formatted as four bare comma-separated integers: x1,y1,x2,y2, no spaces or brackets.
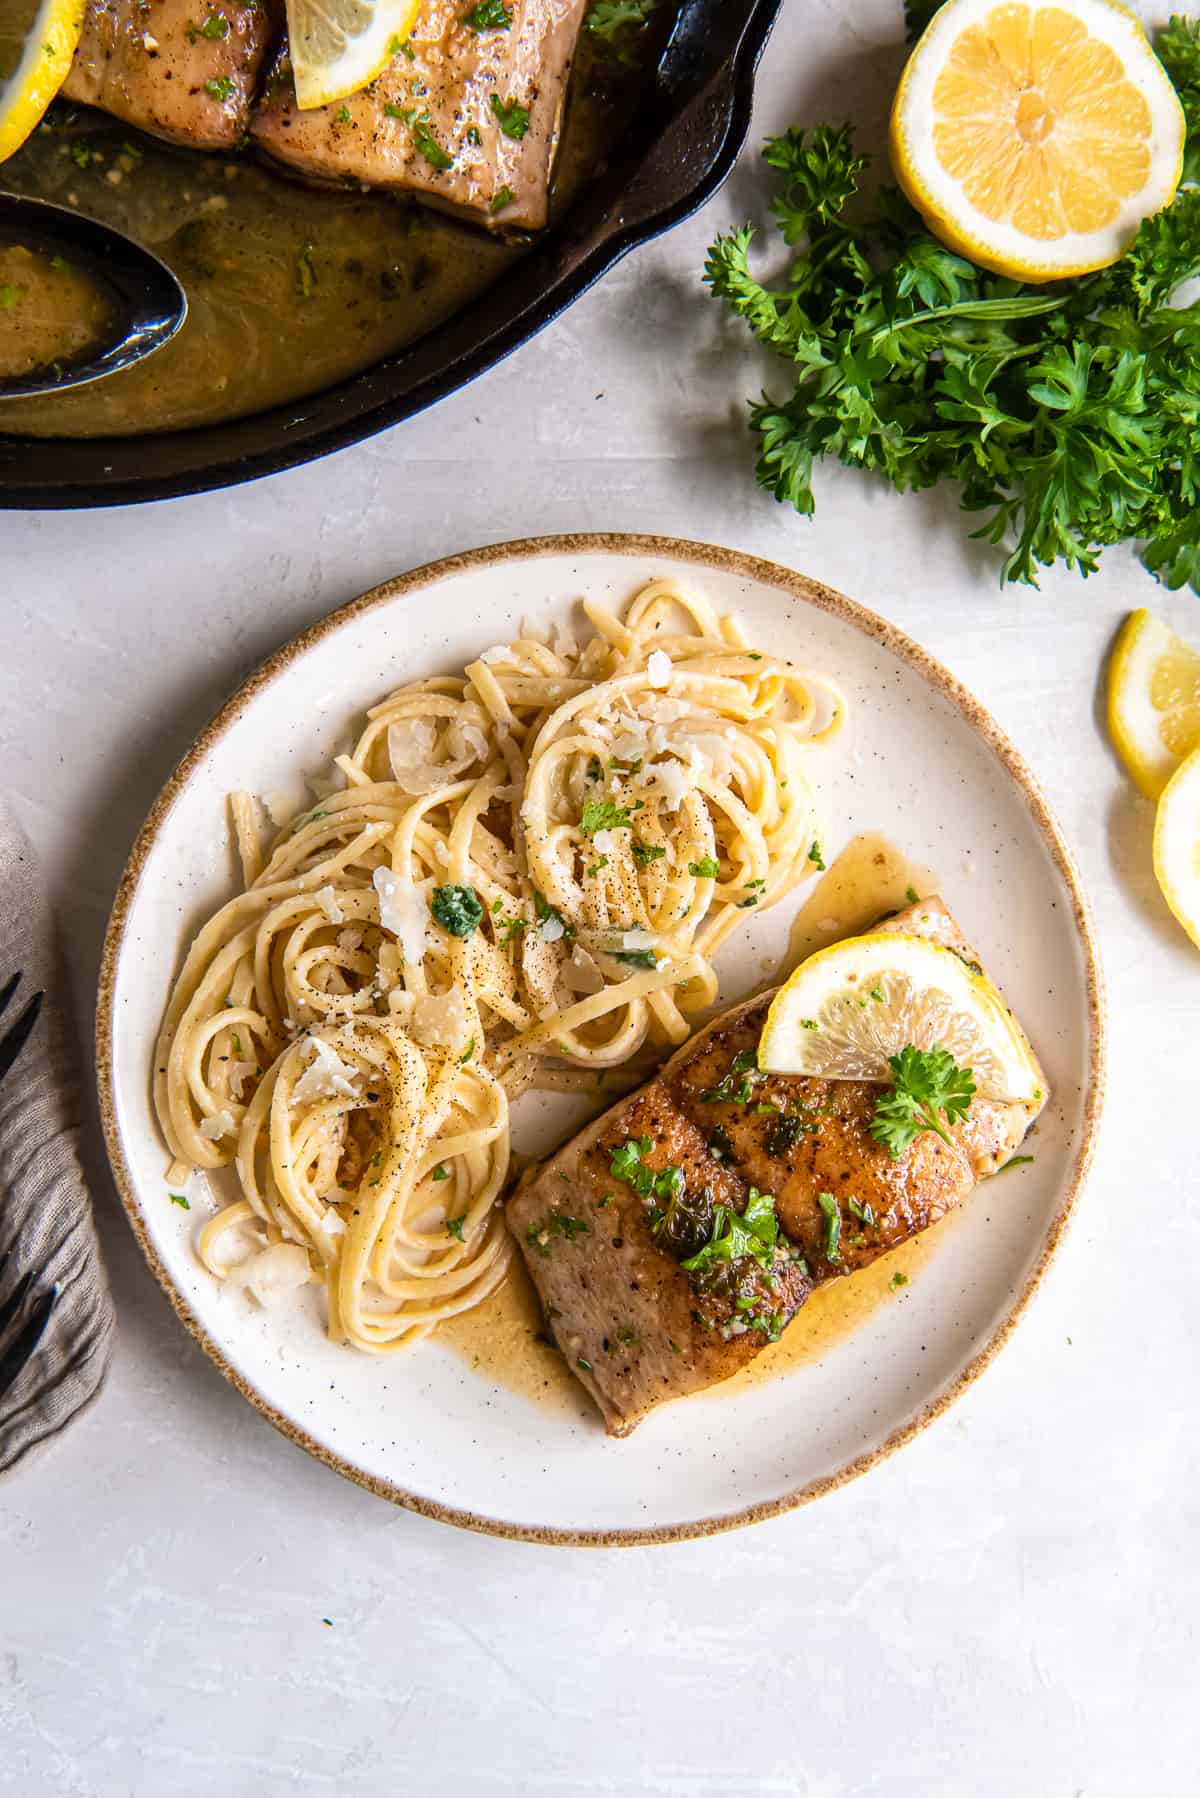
0,192,185,399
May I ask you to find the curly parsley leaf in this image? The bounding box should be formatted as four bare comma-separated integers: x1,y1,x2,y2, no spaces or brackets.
431,884,484,938
1158,13,1200,186
869,1045,976,1159
704,83,1200,599
585,0,657,64
463,0,511,28
581,797,639,836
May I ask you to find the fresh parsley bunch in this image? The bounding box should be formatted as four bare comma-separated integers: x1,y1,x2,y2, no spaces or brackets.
705,17,1200,594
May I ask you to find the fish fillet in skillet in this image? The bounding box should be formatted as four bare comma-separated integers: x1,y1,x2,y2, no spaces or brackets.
251,0,589,229
63,0,280,151
507,898,1046,1436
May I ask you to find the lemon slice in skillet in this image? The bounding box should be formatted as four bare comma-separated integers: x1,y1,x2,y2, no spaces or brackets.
758,932,1043,1102
286,0,425,111
0,0,85,164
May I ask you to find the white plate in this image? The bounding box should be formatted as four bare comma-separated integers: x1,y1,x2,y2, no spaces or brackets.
97,536,1104,1544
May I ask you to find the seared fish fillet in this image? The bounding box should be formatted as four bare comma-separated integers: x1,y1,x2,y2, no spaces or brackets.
507,899,1045,1436
252,0,588,229
63,0,280,151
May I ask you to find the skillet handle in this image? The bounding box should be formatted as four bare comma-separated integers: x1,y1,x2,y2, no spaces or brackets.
603,0,785,239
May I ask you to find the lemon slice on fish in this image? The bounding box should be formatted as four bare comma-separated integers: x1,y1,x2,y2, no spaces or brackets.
0,0,85,164
286,0,423,112
1153,745,1200,952
758,932,1043,1101
889,0,1185,282
1107,608,1200,802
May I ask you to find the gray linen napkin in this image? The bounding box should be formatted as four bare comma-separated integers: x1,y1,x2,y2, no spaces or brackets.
0,798,114,1473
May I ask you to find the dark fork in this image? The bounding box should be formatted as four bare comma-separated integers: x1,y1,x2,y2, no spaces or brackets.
0,972,56,1410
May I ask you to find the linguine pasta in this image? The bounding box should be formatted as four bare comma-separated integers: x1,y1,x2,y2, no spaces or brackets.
153,578,845,1353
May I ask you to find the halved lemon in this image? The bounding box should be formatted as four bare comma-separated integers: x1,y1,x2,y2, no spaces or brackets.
1107,608,1200,802
758,932,1044,1101
0,0,85,165
286,0,423,112
1153,745,1200,951
889,0,1186,282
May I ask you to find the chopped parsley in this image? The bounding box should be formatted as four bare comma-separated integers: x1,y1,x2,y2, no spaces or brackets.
847,1197,876,1226
489,94,530,138
700,1047,764,1105
891,1271,909,1288
459,1037,476,1064
816,1191,840,1262
384,102,416,121
632,842,667,865
577,1357,593,1372
905,886,921,905
585,856,609,878
808,841,826,871
870,1045,976,1158
389,33,415,57
169,1193,190,1209
581,797,639,836
525,1212,591,1255
688,855,720,878
534,890,573,939
708,1124,734,1162
413,118,454,169
205,76,235,100
201,12,230,38
295,242,317,301
613,947,658,970
490,184,515,213
766,1112,818,1156
585,0,658,62
464,0,512,27
334,105,352,123
431,883,484,938
998,1154,1035,1173
682,1186,779,1278
446,1215,466,1241
0,286,21,311
431,1164,451,1181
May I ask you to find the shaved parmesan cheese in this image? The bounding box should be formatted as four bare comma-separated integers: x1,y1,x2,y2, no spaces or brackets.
478,646,508,666
612,929,655,952
646,758,689,811
646,649,671,688
539,912,566,944
563,944,605,995
412,985,466,1050
291,1037,361,1106
226,1242,311,1308
228,1061,257,1101
373,867,426,964
612,732,647,763
262,791,300,829
199,1109,237,1142
313,885,345,925
319,1210,347,1237
590,829,620,858
640,697,690,724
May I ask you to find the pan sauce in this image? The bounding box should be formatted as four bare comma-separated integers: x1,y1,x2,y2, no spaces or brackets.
0,32,658,438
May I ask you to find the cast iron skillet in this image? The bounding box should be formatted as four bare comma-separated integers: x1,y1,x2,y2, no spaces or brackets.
0,0,783,510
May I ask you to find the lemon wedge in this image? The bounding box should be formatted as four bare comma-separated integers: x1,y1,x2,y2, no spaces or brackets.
0,0,85,164
1153,745,1200,951
286,0,423,112
758,931,1044,1102
889,0,1186,282
1107,608,1200,802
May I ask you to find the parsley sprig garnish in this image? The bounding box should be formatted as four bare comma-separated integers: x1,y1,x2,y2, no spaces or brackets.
869,1045,976,1159
704,37,1200,598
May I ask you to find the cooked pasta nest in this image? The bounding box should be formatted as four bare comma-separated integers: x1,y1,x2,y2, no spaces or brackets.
154,578,845,1352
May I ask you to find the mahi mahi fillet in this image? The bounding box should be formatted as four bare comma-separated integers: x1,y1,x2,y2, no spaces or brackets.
507,898,1047,1435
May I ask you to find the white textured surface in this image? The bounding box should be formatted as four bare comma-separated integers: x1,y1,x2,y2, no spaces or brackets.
1,2,1197,1792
